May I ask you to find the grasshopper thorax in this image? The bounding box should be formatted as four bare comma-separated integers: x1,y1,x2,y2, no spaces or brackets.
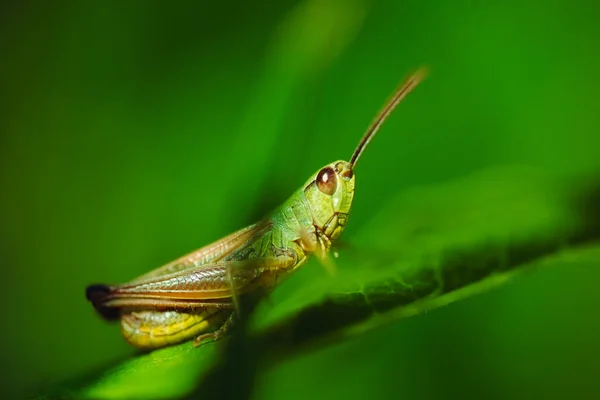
302,160,355,242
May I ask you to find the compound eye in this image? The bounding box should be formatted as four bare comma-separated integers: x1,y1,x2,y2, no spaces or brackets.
316,167,337,195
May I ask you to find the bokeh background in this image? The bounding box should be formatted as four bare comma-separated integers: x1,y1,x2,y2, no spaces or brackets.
2,0,600,399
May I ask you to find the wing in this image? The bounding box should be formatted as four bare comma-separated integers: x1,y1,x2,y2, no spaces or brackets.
87,257,294,319
131,221,272,282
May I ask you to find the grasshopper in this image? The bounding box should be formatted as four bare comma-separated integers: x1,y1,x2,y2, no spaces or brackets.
86,69,426,349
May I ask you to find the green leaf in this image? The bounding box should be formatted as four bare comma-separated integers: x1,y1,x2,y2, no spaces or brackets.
38,344,218,400
246,166,595,357
40,166,599,399
82,344,219,400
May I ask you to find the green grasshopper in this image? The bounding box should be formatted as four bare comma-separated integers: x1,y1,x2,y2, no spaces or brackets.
86,69,426,349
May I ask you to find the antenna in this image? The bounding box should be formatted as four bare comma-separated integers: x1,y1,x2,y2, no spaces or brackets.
349,67,428,167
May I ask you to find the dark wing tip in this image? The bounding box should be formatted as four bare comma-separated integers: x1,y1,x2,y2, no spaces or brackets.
86,283,111,302
86,284,121,321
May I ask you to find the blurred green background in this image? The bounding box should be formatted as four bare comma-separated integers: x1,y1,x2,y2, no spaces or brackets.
1,0,600,399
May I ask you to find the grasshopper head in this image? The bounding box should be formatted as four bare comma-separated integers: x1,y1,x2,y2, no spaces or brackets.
301,68,426,245
303,160,355,241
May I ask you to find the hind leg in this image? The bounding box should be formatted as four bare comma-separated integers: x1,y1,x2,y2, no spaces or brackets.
193,312,236,347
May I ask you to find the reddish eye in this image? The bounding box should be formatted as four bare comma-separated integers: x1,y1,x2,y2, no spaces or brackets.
316,167,337,195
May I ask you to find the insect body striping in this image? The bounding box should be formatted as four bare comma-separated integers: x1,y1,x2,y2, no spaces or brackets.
115,184,336,349
86,69,426,349
121,309,229,349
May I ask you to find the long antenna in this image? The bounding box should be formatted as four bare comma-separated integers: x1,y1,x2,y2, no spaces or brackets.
349,67,428,167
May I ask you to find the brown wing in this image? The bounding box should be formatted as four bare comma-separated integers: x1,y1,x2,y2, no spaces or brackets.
87,257,294,319
131,221,272,282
